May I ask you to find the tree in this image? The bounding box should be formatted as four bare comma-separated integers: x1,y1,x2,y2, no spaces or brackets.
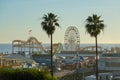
41,13,59,77
0,68,57,80
85,14,105,80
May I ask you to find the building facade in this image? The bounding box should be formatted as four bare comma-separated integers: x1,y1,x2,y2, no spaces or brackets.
98,53,120,71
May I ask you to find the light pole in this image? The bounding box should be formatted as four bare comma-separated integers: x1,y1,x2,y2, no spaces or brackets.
76,52,79,70
82,67,85,80
110,57,112,72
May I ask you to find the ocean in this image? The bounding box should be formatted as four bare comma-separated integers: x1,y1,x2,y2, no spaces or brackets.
0,43,120,54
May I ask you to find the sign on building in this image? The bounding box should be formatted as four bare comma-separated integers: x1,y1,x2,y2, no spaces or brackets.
79,56,84,61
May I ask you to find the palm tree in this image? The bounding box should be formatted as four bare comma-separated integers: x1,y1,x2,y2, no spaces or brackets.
85,14,105,80
41,13,59,77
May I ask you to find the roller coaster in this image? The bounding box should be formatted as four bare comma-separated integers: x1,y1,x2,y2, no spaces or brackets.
12,36,63,55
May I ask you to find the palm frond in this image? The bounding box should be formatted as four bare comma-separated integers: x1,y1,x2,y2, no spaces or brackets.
41,13,60,36
85,14,105,37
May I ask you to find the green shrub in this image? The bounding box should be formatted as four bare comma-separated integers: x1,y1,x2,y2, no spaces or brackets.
0,68,57,80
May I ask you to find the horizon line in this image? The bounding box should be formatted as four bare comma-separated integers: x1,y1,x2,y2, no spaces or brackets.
0,42,120,44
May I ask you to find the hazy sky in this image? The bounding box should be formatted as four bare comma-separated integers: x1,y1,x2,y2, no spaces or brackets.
0,0,120,44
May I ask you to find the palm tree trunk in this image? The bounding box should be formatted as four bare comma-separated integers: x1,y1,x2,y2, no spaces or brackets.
95,36,98,80
50,34,53,78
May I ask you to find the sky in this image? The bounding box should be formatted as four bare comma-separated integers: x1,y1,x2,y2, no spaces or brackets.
0,0,120,44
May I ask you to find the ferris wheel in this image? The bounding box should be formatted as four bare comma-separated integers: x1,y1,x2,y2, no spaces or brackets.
64,26,80,51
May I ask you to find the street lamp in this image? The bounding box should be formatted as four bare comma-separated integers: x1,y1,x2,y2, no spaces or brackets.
76,52,79,70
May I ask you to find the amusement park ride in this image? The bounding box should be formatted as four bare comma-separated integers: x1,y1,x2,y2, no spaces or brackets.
64,26,80,51
12,36,63,55
12,26,101,56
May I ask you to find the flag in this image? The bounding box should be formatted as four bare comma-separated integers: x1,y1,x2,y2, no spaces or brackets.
28,29,32,35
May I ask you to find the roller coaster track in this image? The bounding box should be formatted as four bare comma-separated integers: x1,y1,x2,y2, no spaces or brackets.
12,36,63,54
53,43,63,54
12,36,46,53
